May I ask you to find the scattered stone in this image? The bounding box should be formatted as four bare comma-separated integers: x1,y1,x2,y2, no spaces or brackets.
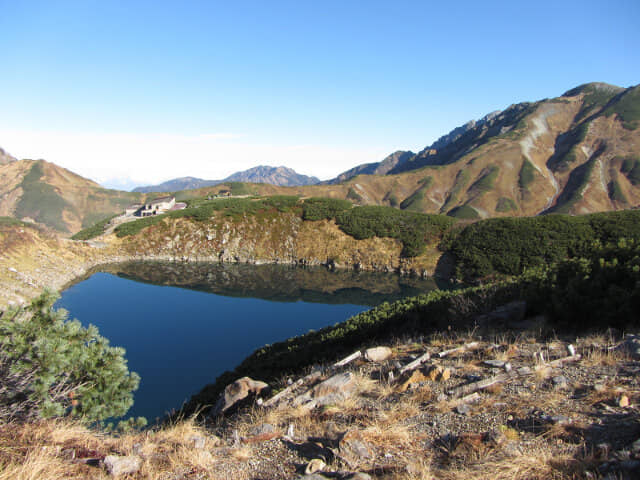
552,376,569,390
249,423,276,436
364,346,392,362
484,360,506,368
619,395,630,408
339,430,374,466
399,370,428,392
104,455,142,476
618,335,640,359
305,458,326,474
212,376,270,416
189,434,206,449
312,372,357,398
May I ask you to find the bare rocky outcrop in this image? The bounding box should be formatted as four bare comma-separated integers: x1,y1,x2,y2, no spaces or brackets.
212,376,270,417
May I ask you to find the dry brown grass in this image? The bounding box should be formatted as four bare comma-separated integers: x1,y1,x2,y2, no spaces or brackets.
436,451,580,480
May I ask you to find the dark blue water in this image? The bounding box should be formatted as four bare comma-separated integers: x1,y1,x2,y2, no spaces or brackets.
56,263,441,422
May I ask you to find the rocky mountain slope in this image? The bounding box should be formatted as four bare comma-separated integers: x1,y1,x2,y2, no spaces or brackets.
324,150,414,184
0,159,144,234
133,166,320,193
0,147,16,165
321,82,640,217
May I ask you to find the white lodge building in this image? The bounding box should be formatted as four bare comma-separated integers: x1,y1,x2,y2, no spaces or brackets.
125,196,179,217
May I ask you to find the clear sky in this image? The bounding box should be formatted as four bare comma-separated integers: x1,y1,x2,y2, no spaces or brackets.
0,0,638,189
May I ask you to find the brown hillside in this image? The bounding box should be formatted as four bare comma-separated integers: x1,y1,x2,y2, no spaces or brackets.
0,159,145,234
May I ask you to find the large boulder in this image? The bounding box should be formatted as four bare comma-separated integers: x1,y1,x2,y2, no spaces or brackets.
104,455,142,476
364,346,393,362
212,376,270,416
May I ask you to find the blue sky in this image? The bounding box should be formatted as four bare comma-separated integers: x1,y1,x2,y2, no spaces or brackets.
0,0,638,187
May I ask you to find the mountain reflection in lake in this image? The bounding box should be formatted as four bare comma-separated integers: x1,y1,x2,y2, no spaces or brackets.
56,262,444,421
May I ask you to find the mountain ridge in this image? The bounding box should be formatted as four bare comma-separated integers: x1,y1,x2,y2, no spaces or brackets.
132,165,320,193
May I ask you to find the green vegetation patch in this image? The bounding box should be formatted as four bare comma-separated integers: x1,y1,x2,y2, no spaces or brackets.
469,166,499,195
400,176,433,211
447,205,480,219
608,180,628,204
302,198,352,220
519,159,538,189
605,86,640,130
14,162,73,232
72,214,118,240
496,197,517,213
346,187,363,203
621,157,640,185
446,210,640,280
441,169,470,213
0,216,31,228
553,155,598,213
335,205,455,257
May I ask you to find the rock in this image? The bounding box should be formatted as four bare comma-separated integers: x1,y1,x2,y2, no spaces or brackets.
552,376,569,390
339,430,374,466
427,366,443,382
249,423,276,436
312,372,357,398
305,458,326,474
484,360,506,368
104,455,142,476
212,376,270,416
399,370,428,392
594,383,607,392
346,474,373,480
456,404,472,415
189,435,206,449
619,395,630,408
298,475,329,480
617,335,640,359
632,438,640,454
364,346,392,362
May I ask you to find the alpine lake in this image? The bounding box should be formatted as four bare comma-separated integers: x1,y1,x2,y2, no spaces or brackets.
56,262,446,421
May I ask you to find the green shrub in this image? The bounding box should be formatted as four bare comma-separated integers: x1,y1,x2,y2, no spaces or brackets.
302,198,352,220
0,291,140,423
346,187,363,203
335,205,455,257
72,214,118,240
448,210,640,280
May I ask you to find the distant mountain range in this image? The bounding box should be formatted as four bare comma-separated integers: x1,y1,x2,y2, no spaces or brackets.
1,81,639,234
132,165,320,193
